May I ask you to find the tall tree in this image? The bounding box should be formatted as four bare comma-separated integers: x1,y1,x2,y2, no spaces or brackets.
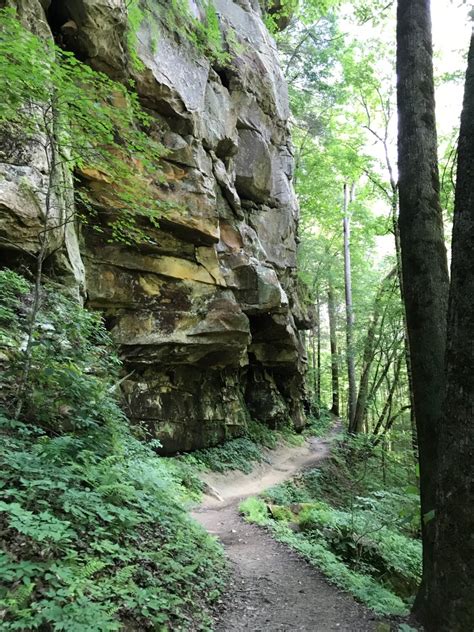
343,183,358,430
432,29,474,632
396,0,450,617
313,289,322,406
327,282,340,416
361,87,418,453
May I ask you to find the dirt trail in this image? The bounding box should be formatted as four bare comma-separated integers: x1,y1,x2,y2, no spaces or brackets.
192,432,381,631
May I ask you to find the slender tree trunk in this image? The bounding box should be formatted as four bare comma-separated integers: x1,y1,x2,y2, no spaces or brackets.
352,300,379,433
397,0,450,619
316,291,321,405
14,104,58,419
327,283,339,416
310,326,319,418
432,30,474,632
343,183,357,430
367,338,401,416
311,328,317,397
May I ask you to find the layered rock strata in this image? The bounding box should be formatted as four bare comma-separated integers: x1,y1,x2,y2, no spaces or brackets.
0,0,310,452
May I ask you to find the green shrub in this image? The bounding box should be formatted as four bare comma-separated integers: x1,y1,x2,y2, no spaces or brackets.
264,479,312,505
271,521,408,615
0,269,29,329
246,418,279,448
241,497,408,616
303,409,333,437
239,497,269,526
188,437,265,474
269,505,295,522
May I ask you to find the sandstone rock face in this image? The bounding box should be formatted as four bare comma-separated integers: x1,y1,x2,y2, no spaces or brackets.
0,0,310,452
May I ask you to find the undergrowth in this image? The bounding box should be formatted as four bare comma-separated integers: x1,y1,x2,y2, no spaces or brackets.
303,408,333,437
0,269,226,631
183,419,305,474
240,432,421,617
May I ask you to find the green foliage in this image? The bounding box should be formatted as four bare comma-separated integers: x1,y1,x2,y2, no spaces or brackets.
125,0,147,71
269,505,295,522
0,270,29,345
303,410,333,437
186,437,265,474
246,418,280,448
239,497,269,526
1,272,122,433
0,270,226,631
298,502,421,592
270,521,408,615
0,8,169,246
184,419,305,474
263,0,342,32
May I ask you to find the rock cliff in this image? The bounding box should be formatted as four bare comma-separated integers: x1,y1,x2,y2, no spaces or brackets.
0,0,310,452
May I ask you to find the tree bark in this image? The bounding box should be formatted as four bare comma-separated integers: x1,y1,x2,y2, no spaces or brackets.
432,30,474,632
396,0,450,619
343,183,357,430
392,189,418,460
327,283,339,416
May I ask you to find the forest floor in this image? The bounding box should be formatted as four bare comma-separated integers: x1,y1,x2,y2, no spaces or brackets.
192,429,387,631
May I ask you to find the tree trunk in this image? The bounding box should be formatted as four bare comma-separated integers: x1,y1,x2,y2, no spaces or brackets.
14,102,58,419
310,326,319,418
366,90,419,459
392,190,418,462
343,183,357,430
316,291,321,405
396,0,450,619
432,30,474,632
327,283,339,416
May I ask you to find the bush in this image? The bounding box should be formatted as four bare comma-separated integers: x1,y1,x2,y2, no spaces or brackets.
303,409,333,438
186,437,265,474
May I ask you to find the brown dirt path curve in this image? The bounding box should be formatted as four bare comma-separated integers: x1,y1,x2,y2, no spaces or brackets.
192,431,383,631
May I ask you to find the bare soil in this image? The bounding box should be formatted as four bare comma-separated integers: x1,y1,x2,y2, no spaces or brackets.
192,432,386,631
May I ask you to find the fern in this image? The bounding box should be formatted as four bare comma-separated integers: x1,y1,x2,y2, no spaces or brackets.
0,271,226,630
